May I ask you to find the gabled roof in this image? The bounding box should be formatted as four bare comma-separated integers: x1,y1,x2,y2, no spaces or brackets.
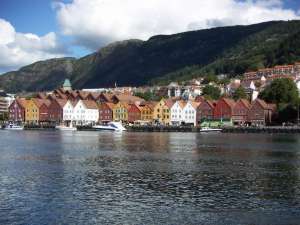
189,101,200,109
253,98,269,110
32,98,51,108
237,99,251,109
81,100,98,109
221,98,235,109
54,99,68,108
164,99,175,108
113,94,143,103
16,98,27,108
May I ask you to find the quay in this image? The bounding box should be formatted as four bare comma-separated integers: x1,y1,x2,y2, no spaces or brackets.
223,126,300,134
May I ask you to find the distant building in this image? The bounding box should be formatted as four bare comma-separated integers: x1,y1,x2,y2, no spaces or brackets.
62,79,72,91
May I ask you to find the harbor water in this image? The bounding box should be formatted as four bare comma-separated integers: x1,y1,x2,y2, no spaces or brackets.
0,131,300,225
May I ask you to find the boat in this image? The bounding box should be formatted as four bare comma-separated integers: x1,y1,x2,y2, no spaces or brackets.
4,123,24,130
56,122,77,131
200,127,222,132
93,121,126,132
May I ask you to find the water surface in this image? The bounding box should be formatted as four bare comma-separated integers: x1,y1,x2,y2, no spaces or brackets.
0,131,300,225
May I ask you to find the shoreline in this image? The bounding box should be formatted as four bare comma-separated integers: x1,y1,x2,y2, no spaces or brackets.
2,125,300,133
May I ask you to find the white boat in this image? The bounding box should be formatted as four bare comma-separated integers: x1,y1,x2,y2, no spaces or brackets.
200,127,222,132
93,122,126,132
56,122,77,131
4,123,24,130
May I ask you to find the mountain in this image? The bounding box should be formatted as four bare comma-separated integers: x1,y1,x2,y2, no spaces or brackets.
1,20,300,92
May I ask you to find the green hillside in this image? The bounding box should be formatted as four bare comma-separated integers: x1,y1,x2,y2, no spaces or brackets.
1,20,300,92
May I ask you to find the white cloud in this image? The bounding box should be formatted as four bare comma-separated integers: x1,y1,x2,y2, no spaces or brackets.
0,18,67,73
55,0,300,50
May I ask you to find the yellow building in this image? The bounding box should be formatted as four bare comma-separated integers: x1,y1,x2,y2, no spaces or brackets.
139,104,153,121
113,102,129,122
153,99,174,125
25,99,39,124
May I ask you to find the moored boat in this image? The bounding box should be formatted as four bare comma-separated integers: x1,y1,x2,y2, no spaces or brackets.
93,122,126,132
4,123,24,130
56,122,77,131
200,127,222,132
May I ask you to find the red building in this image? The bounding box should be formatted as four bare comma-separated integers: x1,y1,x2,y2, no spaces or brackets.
48,99,67,123
213,98,235,120
247,99,275,126
33,99,51,122
128,103,141,123
232,99,251,125
196,100,215,123
99,102,115,122
8,98,27,122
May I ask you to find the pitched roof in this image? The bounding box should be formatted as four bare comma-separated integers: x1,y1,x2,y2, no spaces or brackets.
164,99,175,108
238,99,251,109
54,99,68,108
16,98,27,108
254,98,269,109
189,101,201,109
81,100,98,109
32,98,51,108
113,94,143,103
222,98,235,109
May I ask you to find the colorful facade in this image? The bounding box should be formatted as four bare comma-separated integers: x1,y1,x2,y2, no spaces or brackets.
113,102,129,122
25,99,39,124
153,99,174,125
99,102,114,122
8,99,26,122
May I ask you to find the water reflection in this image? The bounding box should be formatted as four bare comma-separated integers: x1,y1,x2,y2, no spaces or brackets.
1,131,300,224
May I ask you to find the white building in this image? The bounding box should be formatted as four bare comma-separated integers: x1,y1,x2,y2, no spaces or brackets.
63,100,74,121
72,100,99,125
171,100,200,126
182,101,199,126
170,101,185,125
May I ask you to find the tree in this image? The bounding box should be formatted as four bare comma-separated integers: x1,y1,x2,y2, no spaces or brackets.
232,87,247,100
202,85,221,100
202,75,218,84
134,91,161,101
259,78,299,106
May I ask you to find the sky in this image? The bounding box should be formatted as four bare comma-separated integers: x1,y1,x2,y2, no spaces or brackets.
0,0,300,73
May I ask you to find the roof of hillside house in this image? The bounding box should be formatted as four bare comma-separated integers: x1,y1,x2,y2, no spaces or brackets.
81,100,98,109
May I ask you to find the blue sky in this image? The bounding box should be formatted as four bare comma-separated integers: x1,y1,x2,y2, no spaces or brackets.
0,0,299,73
